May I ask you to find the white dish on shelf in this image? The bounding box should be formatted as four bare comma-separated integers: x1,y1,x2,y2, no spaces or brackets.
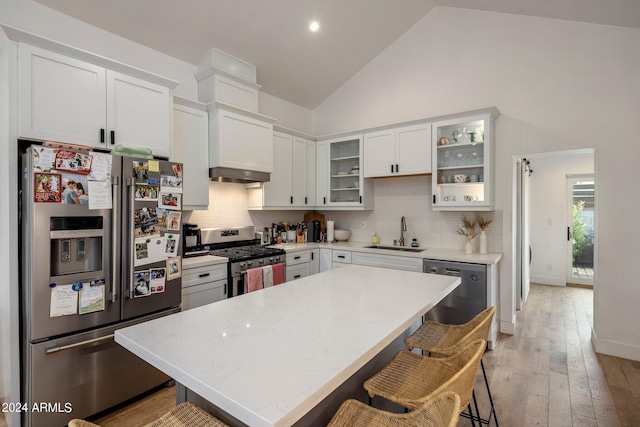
336,171,349,175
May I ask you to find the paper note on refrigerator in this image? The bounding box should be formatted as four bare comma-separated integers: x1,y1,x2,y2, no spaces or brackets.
87,181,113,210
50,284,78,317
79,281,105,314
134,236,167,267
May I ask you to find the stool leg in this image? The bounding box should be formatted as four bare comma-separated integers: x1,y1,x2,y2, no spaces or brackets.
481,359,499,427
467,403,477,427
472,389,481,425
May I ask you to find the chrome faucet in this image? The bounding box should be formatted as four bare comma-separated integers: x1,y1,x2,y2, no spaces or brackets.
399,216,407,246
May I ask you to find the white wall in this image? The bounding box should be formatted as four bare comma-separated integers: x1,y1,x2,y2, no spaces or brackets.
313,7,640,360
0,31,19,427
529,152,594,286
259,92,313,135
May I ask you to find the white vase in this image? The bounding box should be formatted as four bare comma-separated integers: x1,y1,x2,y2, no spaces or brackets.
465,239,474,254
479,230,487,254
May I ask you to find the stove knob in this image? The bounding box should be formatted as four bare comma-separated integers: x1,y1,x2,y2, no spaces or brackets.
240,262,246,268
258,259,265,265
247,261,253,267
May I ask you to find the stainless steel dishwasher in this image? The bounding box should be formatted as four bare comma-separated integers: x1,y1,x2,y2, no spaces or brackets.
423,259,486,325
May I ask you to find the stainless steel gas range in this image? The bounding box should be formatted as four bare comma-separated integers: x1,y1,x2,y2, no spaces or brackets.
183,226,285,297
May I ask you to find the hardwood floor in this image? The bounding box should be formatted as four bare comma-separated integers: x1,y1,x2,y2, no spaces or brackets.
468,283,639,427
10,283,635,427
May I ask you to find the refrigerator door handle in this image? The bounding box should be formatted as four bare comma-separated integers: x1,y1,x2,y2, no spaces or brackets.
111,176,119,303
127,177,136,300
45,334,114,354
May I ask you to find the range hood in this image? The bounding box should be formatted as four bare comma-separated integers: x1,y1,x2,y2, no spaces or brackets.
209,167,270,184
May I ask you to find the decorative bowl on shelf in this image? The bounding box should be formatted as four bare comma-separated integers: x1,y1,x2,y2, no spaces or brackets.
334,229,351,242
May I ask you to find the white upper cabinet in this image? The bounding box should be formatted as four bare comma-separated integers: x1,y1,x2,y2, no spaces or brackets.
263,132,294,206
19,44,107,147
19,44,173,158
253,131,315,209
106,71,171,158
209,104,275,173
291,136,308,206
172,99,210,210
316,135,373,210
431,111,497,211
364,123,431,178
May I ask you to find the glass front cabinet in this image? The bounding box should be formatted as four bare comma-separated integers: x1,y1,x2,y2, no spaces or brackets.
431,112,496,210
316,134,373,209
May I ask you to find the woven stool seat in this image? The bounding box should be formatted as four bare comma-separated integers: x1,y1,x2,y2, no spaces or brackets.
68,401,229,427
364,339,484,412
328,391,460,427
405,307,495,355
405,306,498,426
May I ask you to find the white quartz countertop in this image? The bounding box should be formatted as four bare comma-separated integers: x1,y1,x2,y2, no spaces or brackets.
182,255,228,269
271,241,503,265
115,265,460,427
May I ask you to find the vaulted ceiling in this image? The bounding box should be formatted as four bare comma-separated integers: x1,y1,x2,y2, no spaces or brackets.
35,0,640,109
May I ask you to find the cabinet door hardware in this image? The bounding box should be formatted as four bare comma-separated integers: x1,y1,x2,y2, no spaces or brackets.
198,273,210,278
110,130,115,145
100,129,105,143
395,164,399,173
290,196,293,204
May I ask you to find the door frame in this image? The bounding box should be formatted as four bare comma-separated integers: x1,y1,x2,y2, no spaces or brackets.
566,174,595,287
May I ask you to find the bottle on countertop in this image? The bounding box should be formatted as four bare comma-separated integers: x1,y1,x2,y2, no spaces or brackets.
372,233,380,245
411,238,419,247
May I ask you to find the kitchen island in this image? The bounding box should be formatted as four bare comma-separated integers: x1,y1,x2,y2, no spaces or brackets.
115,265,460,427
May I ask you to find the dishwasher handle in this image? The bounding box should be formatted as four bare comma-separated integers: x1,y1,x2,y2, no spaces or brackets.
444,268,461,276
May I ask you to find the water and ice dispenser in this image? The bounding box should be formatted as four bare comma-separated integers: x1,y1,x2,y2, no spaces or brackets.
50,217,103,277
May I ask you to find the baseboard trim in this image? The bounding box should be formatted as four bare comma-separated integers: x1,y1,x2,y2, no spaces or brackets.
531,276,566,287
567,282,593,289
500,320,515,335
592,328,640,361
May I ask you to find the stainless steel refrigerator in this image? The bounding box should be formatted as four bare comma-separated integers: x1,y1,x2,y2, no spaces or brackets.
20,145,184,426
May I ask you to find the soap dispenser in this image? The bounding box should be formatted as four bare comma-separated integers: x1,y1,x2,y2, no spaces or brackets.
372,233,380,245
411,238,419,248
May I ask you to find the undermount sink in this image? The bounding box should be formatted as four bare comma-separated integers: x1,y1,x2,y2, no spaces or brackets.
364,245,426,253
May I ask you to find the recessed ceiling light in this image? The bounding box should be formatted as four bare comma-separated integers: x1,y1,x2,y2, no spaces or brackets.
309,21,320,32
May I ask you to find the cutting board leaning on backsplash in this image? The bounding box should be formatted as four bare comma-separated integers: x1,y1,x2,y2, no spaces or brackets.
303,211,325,233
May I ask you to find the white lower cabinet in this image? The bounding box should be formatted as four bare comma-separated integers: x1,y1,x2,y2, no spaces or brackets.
319,248,332,273
181,263,227,310
332,250,352,269
285,250,319,281
351,252,423,272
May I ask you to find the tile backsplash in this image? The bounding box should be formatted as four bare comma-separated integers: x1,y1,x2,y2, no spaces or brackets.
325,175,503,253
184,177,502,253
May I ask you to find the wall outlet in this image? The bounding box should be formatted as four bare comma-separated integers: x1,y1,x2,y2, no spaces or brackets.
360,221,367,229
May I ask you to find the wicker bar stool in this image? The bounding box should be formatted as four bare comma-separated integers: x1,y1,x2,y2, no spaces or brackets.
68,401,229,427
328,391,460,427
363,339,485,427
405,306,498,426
